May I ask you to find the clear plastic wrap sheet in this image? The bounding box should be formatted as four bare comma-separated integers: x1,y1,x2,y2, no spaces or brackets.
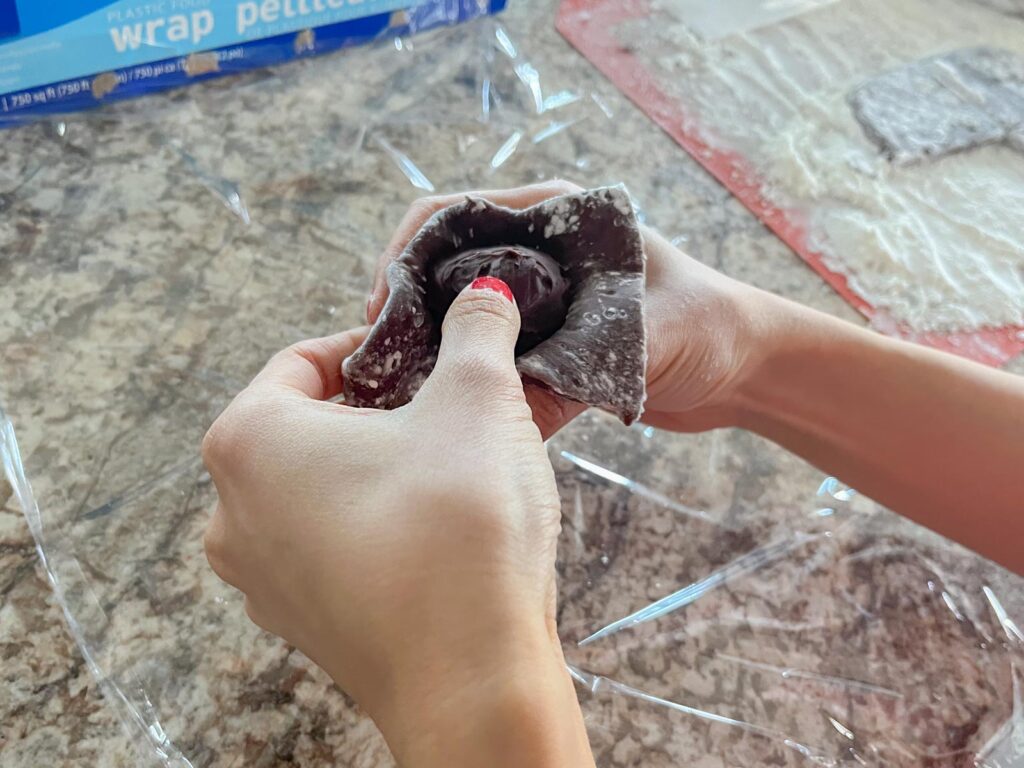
2,3,1024,766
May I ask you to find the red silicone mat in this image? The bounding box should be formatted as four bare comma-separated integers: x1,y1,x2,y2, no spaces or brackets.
557,0,1024,366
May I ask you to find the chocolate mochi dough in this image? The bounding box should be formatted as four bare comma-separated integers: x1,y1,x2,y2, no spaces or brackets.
342,185,647,424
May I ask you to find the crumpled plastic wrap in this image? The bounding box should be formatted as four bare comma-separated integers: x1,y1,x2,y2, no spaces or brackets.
2,3,1023,767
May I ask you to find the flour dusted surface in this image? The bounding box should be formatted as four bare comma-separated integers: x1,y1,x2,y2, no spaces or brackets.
629,0,1024,332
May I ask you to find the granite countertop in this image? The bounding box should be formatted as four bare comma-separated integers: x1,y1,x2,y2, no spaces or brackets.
2,1,1023,766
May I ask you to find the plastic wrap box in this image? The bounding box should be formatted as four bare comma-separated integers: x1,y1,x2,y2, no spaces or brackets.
0,0,506,124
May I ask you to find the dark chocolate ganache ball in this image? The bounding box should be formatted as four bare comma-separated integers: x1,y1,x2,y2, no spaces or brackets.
426,245,570,354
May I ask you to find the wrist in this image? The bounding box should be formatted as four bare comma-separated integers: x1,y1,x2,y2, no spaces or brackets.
730,289,863,431
373,624,593,768
658,282,795,429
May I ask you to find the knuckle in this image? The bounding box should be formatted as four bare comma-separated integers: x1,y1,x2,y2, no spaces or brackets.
280,342,319,374
374,252,397,282
419,480,508,524
447,291,516,325
548,178,583,193
201,418,234,470
282,340,328,384
203,527,233,581
201,397,263,471
243,598,266,628
272,341,309,368
243,598,283,638
451,351,518,395
410,195,444,219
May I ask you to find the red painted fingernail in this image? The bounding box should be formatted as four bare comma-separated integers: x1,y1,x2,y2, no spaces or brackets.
470,276,514,303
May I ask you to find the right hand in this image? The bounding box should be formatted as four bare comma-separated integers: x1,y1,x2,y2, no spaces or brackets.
368,180,765,436
203,280,595,766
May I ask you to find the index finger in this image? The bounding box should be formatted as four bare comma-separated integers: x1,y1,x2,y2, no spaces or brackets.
367,179,584,323
523,382,587,441
249,326,370,400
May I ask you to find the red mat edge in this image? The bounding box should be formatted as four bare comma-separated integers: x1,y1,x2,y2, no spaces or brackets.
556,0,1024,367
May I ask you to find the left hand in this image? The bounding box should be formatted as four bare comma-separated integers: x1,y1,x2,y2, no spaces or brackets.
367,181,592,438
368,180,762,437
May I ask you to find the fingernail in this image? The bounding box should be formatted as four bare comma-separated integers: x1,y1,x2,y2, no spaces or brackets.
470,276,514,303
366,296,373,319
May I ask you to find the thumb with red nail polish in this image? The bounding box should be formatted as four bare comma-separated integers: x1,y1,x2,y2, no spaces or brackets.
416,275,530,414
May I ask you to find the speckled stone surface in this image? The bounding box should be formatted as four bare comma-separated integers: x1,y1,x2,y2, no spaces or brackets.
2,2,1023,767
